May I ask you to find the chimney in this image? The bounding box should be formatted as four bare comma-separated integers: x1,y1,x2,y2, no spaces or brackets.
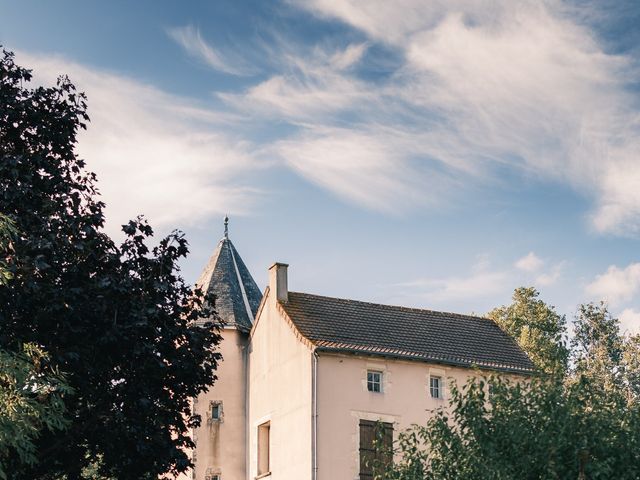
269,262,289,303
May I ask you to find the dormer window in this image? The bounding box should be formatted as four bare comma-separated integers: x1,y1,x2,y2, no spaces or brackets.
367,370,382,393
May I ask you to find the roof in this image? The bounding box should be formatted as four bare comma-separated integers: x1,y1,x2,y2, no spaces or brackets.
196,228,262,331
281,292,535,374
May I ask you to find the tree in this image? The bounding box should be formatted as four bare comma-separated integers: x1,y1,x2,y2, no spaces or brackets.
622,335,640,401
378,295,640,479
0,213,72,479
0,344,72,480
488,287,568,377
571,302,624,390
0,213,16,286
379,374,640,480
0,49,221,479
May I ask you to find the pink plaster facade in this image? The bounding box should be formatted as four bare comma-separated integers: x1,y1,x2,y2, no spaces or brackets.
315,353,499,480
185,328,249,480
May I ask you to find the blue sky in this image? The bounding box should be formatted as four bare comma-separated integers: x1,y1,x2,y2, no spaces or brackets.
2,0,640,333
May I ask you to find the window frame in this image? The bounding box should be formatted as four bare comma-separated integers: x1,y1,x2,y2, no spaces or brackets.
429,375,442,399
208,400,223,423
367,370,383,393
257,421,271,477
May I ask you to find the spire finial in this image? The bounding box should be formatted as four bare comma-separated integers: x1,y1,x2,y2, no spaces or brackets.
224,215,229,239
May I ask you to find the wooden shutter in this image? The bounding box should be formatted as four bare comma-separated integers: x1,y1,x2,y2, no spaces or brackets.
359,420,393,479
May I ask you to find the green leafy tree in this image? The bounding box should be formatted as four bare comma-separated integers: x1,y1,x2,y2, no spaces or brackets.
571,302,624,391
378,375,640,480
0,213,16,285
623,335,640,401
378,295,640,479
0,344,72,480
488,287,568,377
0,49,221,479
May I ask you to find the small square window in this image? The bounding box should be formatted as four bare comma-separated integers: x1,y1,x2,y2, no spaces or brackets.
430,376,442,399
367,370,382,393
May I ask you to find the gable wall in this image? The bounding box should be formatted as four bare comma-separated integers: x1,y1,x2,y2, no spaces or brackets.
249,291,313,480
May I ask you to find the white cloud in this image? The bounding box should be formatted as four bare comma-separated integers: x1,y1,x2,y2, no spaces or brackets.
272,127,455,212
266,1,640,235
220,42,373,121
330,42,368,70
586,262,640,305
619,308,640,335
19,52,261,237
535,261,565,287
395,256,508,304
167,25,251,76
515,252,544,272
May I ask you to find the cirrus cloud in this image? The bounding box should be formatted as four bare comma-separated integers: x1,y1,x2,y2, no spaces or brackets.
252,0,640,235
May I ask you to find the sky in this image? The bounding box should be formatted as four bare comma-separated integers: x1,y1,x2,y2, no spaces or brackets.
2,0,640,334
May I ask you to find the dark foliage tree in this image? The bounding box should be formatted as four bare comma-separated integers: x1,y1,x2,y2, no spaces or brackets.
0,49,221,479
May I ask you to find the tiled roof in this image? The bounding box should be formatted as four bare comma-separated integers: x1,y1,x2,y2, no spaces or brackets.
196,236,262,330
282,292,535,374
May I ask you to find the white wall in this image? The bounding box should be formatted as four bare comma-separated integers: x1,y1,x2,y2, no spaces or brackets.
249,290,313,480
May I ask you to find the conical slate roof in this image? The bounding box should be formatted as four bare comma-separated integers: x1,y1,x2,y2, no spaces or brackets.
195,219,262,330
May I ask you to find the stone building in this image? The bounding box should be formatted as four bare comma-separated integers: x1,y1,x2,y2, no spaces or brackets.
186,220,534,480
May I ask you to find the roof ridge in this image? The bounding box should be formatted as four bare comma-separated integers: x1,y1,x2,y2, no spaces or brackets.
288,291,496,324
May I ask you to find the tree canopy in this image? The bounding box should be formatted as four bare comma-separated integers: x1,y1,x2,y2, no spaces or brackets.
0,49,221,479
377,291,640,480
488,287,568,377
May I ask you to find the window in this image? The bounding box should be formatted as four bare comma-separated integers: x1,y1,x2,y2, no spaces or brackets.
359,420,393,480
430,376,442,399
367,370,382,393
208,401,223,423
257,421,270,476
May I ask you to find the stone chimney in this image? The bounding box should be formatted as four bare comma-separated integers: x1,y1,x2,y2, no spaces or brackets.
269,262,289,303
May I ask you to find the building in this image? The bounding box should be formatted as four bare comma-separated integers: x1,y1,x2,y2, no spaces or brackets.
188,220,534,480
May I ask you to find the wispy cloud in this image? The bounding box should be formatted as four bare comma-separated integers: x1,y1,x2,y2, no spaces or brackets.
220,42,373,121
330,42,368,70
251,0,640,235
167,25,252,76
393,256,509,305
535,261,566,287
390,251,567,312
19,52,262,237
